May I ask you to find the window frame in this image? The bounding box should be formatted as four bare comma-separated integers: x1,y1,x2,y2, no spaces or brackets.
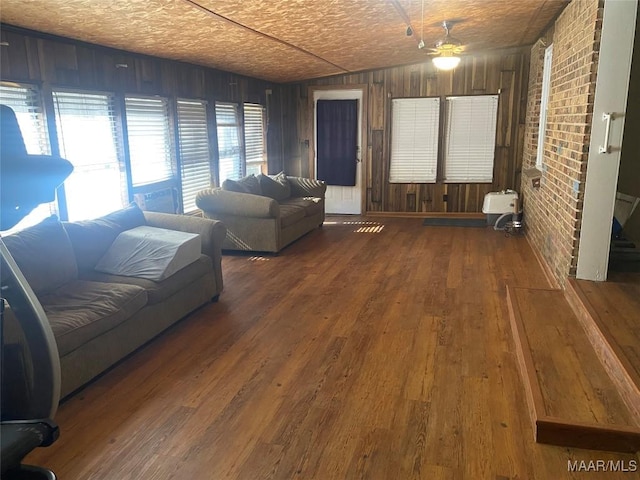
124,95,176,190
388,94,500,184
176,98,212,213
0,82,57,232
215,101,244,183
243,103,266,176
389,96,441,184
442,94,499,183
0,82,51,155
536,44,553,170
52,88,127,221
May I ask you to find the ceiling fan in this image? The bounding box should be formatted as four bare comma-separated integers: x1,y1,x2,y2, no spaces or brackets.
421,21,465,70
411,0,465,71
423,21,465,55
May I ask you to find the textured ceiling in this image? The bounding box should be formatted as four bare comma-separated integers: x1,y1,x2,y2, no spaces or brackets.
0,0,569,83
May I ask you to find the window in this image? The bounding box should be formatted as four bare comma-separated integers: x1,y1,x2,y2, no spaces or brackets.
0,83,56,232
125,96,174,186
243,103,266,176
443,95,499,183
536,44,553,170
177,99,212,213
215,102,242,183
0,83,50,155
389,95,499,183
389,97,440,183
53,90,125,221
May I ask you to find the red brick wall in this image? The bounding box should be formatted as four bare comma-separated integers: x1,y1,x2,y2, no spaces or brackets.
521,0,603,287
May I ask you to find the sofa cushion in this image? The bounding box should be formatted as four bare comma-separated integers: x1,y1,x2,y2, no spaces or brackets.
63,204,147,272
222,174,261,195
258,172,291,201
41,280,147,356
279,204,306,227
279,197,323,217
3,216,78,295
83,254,213,305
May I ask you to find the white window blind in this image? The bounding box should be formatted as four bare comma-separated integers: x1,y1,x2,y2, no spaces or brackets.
0,84,50,155
215,102,242,182
389,97,440,183
53,90,125,221
536,44,553,170
125,96,174,186
243,103,265,176
177,99,211,213
0,83,57,232
443,95,498,183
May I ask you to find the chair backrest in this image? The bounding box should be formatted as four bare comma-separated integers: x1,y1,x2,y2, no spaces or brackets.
0,104,73,231
0,104,29,157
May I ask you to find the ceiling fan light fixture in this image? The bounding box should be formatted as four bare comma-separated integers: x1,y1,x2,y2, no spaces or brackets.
432,55,461,71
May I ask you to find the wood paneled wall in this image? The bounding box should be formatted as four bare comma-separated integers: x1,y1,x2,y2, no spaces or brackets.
0,26,290,177
281,49,530,213
0,26,530,213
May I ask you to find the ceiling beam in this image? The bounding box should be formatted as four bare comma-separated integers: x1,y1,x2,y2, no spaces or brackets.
181,0,350,74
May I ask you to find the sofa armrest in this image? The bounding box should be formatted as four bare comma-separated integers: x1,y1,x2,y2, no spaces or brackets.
196,188,279,218
143,212,226,291
287,176,327,199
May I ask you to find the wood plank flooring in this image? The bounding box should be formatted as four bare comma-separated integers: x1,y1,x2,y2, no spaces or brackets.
27,217,639,479
574,275,640,383
507,286,640,452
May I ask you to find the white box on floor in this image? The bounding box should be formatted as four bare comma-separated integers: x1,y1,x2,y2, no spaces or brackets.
483,191,519,226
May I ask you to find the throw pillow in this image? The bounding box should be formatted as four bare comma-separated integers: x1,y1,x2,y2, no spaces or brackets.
222,178,249,193
239,174,262,195
258,172,291,201
2,216,79,295
223,175,262,195
63,203,147,271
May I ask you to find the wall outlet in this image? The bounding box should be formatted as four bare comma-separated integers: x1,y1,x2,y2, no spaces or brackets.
443,194,448,202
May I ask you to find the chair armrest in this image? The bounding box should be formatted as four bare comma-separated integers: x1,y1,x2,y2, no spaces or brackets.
143,212,226,290
143,212,226,256
196,188,279,218
287,176,327,198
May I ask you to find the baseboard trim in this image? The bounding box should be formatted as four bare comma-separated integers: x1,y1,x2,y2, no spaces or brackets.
365,211,485,219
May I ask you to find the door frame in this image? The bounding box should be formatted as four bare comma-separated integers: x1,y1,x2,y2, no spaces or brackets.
576,0,637,281
309,84,368,215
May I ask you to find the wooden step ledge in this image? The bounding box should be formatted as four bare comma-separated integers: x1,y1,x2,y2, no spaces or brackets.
565,278,640,420
506,285,640,453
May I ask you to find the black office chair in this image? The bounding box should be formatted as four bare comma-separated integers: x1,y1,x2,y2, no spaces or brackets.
1,104,73,479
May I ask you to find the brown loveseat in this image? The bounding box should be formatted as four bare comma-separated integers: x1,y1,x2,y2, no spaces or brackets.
195,173,326,253
2,205,226,398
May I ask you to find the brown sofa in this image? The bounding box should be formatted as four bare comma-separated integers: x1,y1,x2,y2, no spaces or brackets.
196,173,326,253
2,205,226,398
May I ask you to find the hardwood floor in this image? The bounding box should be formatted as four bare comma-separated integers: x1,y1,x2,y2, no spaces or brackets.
27,217,639,479
508,286,640,452
574,275,640,384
